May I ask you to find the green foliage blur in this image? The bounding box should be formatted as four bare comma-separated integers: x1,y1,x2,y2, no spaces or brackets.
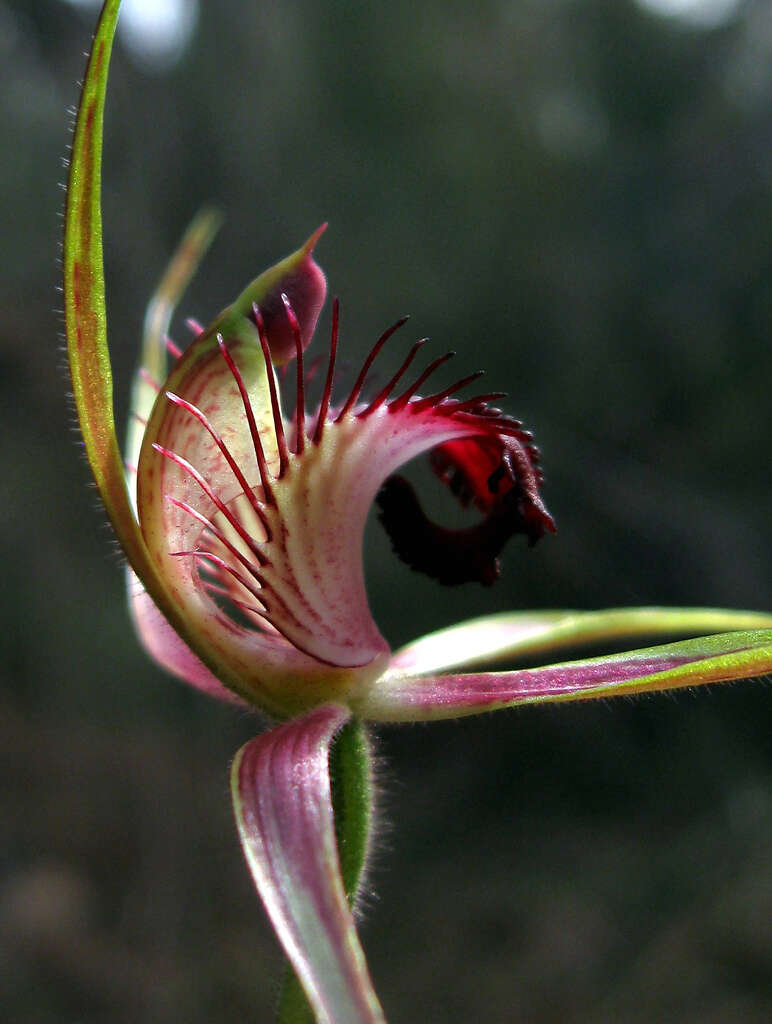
1,0,770,1020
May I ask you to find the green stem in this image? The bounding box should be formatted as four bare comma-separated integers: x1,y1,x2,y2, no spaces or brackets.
276,971,316,1024
276,718,374,1024
329,717,374,903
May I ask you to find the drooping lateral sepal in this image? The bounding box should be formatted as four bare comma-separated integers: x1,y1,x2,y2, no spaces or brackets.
277,716,375,1022
231,706,386,1024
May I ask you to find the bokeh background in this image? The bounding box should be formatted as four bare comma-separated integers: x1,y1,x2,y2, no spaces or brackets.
2,0,771,1020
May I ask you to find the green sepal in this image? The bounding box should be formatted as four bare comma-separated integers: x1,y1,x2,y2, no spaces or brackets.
62,1,324,708
64,0,128,543
63,0,247,699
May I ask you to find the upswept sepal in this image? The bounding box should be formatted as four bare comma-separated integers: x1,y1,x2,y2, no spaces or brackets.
63,0,252,702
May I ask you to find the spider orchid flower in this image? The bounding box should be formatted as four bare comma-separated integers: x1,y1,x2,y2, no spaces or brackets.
64,4,772,1022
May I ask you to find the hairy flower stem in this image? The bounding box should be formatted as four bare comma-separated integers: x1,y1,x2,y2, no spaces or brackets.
277,718,375,1024
276,973,315,1024
329,720,375,902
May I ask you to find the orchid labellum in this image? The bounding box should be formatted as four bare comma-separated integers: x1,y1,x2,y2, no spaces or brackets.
63,3,772,1021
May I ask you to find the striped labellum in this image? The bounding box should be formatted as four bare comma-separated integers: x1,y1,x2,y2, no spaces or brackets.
128,226,554,717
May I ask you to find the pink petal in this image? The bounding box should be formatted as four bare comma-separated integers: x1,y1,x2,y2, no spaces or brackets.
127,572,246,704
389,610,571,674
126,207,222,511
232,706,385,1024
357,630,772,721
389,606,772,676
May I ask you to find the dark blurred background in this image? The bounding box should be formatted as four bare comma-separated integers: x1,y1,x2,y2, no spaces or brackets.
2,0,771,1020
